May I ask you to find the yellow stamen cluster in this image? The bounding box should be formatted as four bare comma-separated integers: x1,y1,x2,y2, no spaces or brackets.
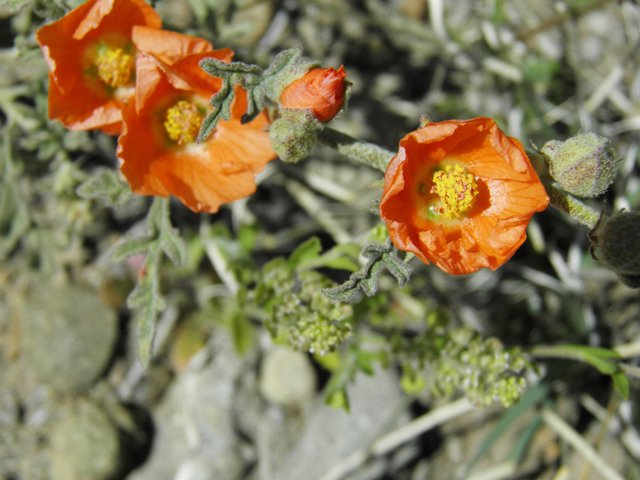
95,48,135,88
164,101,203,145
430,164,478,219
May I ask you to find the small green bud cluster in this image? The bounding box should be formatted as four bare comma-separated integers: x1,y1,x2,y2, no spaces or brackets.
391,313,529,407
289,314,353,355
541,132,618,198
589,210,640,288
254,259,353,354
433,332,528,407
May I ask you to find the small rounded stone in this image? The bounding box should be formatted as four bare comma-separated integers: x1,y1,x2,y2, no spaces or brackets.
259,347,317,407
21,284,118,393
50,399,121,480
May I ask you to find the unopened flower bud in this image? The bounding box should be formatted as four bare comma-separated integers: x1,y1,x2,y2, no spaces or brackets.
269,111,319,163
280,66,347,122
541,132,617,198
589,210,640,287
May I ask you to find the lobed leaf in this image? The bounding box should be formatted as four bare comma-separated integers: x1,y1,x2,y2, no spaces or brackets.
111,237,153,263
199,57,263,79
197,81,234,143
263,46,303,77
75,169,132,206
323,239,413,301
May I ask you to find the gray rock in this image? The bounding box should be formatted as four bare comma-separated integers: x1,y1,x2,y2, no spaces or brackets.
265,365,408,480
128,331,250,480
21,284,118,393
49,399,122,480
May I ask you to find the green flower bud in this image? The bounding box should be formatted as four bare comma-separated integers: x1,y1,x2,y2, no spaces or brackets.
589,210,640,287
268,110,320,163
541,132,618,197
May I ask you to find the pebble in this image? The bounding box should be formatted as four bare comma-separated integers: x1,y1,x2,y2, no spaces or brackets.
21,284,118,393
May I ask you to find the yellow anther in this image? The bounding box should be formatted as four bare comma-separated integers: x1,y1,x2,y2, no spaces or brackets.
164,101,203,145
95,48,135,88
430,164,478,219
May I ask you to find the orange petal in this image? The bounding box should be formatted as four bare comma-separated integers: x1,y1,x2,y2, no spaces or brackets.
47,72,124,134
148,150,260,213
118,96,171,196
74,0,161,41
134,53,174,113
132,26,216,64
280,66,347,122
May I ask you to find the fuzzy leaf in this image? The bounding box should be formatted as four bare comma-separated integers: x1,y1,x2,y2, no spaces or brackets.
198,81,234,143
76,169,132,206
158,205,187,268
0,183,29,259
127,247,167,368
199,57,263,79
112,237,153,263
263,46,303,77
126,271,166,311
159,230,187,268
323,239,413,301
136,304,159,369
241,84,266,124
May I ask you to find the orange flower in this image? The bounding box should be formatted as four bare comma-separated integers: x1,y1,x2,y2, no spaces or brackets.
280,66,347,122
117,50,276,213
36,0,162,135
380,118,549,275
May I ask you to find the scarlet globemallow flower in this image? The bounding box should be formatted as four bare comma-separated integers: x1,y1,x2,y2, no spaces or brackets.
117,51,276,213
36,0,162,135
380,118,549,275
280,66,347,122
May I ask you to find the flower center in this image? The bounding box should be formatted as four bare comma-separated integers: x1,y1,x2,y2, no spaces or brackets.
430,164,478,219
95,48,135,88
164,101,203,145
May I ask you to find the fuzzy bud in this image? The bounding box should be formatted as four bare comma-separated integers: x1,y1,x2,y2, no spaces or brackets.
589,210,640,287
269,110,320,163
541,132,617,198
280,66,347,122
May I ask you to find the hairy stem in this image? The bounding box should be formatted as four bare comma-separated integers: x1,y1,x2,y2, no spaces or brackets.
317,127,395,173
541,178,601,229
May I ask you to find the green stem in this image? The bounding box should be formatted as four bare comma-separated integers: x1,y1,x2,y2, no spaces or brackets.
317,127,395,173
528,149,601,229
541,178,601,229
529,345,587,361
